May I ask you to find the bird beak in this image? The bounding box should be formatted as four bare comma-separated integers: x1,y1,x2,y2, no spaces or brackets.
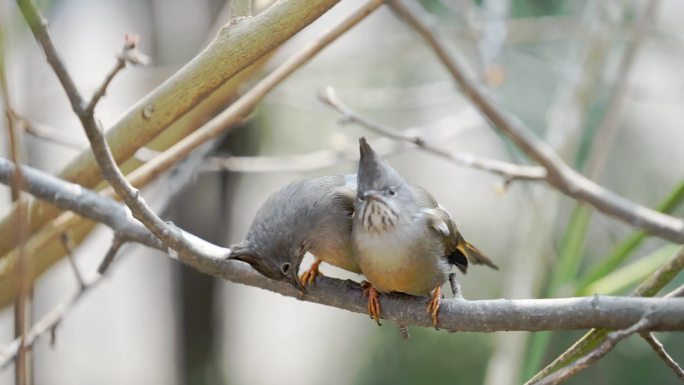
287,270,307,294
362,190,384,202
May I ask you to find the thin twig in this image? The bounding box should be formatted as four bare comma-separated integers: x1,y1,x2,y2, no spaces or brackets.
203,111,481,173
585,0,660,181
59,233,86,290
665,284,684,298
12,111,85,149
0,241,124,370
533,315,654,385
388,0,684,243
319,86,546,185
85,33,148,115
97,237,124,275
640,332,684,380
0,22,30,384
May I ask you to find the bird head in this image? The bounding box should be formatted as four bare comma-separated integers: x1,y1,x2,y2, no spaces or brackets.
356,138,412,232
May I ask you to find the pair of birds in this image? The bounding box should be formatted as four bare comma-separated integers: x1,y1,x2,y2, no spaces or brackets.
229,138,498,328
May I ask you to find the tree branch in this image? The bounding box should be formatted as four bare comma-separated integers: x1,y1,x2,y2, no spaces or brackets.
525,245,684,384
0,240,124,371
532,315,655,385
1,0,344,258
203,110,481,173
1,158,684,335
388,0,684,243
318,86,546,186
640,332,684,380
0,27,31,384
15,0,387,261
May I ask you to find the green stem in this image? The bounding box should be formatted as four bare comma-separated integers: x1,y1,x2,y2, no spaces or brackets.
578,180,684,293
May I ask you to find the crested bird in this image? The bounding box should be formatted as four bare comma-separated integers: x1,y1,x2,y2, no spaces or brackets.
352,137,498,327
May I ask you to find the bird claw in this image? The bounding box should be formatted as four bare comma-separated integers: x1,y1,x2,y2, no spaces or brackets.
427,286,442,330
299,259,323,287
361,281,382,326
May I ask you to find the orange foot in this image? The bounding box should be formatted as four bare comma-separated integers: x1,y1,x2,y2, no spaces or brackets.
361,281,382,325
427,285,442,330
299,259,323,287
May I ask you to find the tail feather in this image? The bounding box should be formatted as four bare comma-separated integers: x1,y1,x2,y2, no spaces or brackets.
462,241,499,270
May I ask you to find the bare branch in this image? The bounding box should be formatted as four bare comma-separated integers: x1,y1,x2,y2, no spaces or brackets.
15,0,84,115
1,158,684,335
203,111,481,173
532,316,654,385
0,0,345,259
318,86,546,185
526,245,684,384
59,233,86,290
666,284,684,298
640,332,684,380
16,0,386,261
0,241,124,371
11,110,85,149
85,33,148,115
97,237,124,275
388,0,684,243
0,27,31,384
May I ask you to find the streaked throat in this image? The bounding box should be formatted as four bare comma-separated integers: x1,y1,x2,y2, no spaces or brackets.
361,199,399,233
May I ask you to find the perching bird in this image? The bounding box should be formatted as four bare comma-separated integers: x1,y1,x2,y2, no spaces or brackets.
228,175,359,292
352,137,498,328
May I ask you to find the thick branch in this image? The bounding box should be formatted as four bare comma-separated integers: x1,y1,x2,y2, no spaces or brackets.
1,159,684,333
15,0,386,261
389,0,684,243
1,0,343,257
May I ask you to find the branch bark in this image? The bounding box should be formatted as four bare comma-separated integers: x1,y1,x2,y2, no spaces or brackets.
1,158,684,334
388,0,684,243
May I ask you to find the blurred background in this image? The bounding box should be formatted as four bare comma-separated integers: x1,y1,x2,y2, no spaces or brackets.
0,0,683,384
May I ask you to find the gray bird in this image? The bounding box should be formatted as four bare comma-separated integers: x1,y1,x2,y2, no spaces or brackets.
352,137,498,327
228,175,359,291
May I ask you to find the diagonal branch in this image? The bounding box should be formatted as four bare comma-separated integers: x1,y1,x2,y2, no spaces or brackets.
318,86,546,185
640,332,684,380
203,110,483,173
532,315,654,385
388,0,684,243
0,0,343,259
0,240,125,371
15,0,387,262
525,245,684,384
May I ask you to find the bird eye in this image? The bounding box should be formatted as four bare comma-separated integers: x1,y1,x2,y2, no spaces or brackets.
280,262,291,275
387,187,397,196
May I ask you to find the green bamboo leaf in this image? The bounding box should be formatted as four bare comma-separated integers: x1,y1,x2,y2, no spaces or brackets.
577,180,684,293
525,245,684,384
523,205,592,379
579,244,678,295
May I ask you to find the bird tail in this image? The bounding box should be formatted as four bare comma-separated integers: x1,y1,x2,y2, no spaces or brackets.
459,241,499,271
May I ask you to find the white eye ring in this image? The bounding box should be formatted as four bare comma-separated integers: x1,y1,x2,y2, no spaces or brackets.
387,187,397,196
281,262,291,275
